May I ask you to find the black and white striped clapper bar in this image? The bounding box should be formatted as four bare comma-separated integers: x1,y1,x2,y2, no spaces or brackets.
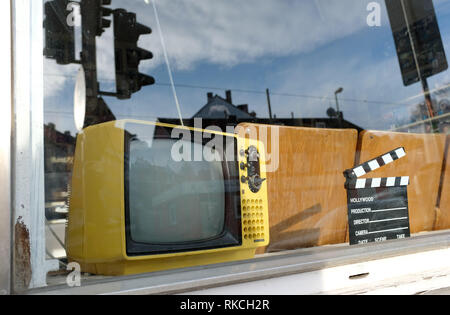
343,147,411,245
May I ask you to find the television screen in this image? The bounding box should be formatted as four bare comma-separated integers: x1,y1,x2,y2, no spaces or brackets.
128,138,226,244
124,123,242,256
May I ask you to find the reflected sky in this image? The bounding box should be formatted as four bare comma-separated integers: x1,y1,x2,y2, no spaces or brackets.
43,0,450,135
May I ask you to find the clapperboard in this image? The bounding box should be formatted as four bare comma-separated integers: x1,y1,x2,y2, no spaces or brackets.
343,147,411,245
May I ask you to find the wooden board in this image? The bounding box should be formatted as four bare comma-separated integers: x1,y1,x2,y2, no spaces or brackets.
357,131,447,234
434,136,450,231
237,123,358,252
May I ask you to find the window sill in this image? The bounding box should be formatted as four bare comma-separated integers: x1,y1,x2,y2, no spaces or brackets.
28,230,450,295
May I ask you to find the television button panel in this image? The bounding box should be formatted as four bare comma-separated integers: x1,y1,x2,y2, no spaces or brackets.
237,135,270,248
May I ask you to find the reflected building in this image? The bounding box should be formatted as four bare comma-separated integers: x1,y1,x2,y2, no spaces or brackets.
42,91,363,221
161,91,362,132
392,98,449,133
44,123,76,221
193,90,256,120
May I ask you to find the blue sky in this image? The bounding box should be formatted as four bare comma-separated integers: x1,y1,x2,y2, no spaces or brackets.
44,0,450,135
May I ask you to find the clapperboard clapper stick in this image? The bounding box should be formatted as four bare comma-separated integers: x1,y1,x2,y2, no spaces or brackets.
343,147,412,245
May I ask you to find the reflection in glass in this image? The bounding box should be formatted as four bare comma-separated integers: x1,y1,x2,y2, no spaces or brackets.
40,0,450,283
129,138,225,244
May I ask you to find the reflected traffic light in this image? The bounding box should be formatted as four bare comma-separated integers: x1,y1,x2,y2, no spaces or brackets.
113,9,155,100
95,0,113,36
44,0,76,65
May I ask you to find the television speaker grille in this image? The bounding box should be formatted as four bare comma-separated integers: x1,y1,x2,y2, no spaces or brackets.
242,198,265,241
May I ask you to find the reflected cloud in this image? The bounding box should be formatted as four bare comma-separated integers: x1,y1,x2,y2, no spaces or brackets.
139,0,372,70
43,0,450,131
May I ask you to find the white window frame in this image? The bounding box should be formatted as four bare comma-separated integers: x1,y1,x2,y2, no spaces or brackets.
11,0,59,292
0,0,12,297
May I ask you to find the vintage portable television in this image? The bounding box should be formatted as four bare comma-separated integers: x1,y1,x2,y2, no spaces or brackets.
66,120,269,276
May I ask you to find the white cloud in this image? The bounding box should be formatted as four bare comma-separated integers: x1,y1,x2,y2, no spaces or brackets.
46,0,375,96
136,0,372,70
44,59,78,98
44,0,450,131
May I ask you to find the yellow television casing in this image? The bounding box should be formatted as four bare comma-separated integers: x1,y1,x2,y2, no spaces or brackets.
66,120,269,276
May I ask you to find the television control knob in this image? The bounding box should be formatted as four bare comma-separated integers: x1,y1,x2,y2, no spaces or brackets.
253,175,266,186
239,149,246,157
249,152,259,161
247,146,259,161
241,176,248,184
240,162,248,170
247,175,266,193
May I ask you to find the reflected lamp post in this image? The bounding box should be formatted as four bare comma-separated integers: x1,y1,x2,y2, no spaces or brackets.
334,87,344,127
